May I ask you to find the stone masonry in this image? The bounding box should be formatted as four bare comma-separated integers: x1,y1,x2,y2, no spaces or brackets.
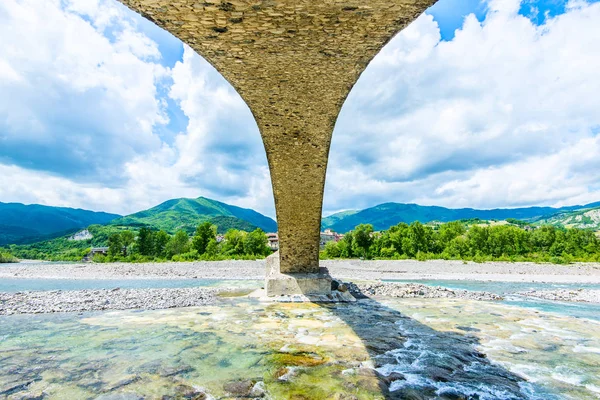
118,0,436,275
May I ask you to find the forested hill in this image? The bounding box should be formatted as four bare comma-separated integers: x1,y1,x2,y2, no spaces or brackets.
0,202,120,245
112,197,277,234
322,201,600,233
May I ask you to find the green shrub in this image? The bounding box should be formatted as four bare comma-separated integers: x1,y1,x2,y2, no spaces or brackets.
172,249,199,262
0,251,18,263
379,247,397,258
549,256,568,264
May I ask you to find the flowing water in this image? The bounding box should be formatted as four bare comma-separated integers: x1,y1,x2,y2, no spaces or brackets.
385,279,600,322
1,292,599,399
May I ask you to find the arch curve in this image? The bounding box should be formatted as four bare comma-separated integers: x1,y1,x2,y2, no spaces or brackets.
119,0,437,273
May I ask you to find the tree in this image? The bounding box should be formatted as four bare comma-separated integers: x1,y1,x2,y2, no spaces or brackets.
205,239,219,257
389,223,409,255
530,225,556,252
438,222,465,247
405,222,432,257
324,241,341,258
244,228,270,256
107,233,123,257
339,231,354,258
443,237,469,258
120,230,135,256
153,230,170,258
467,225,489,256
222,229,246,255
352,224,374,258
138,227,154,256
166,230,190,258
192,222,216,255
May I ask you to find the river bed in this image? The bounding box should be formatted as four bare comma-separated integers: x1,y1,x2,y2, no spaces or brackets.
1,295,599,399
1,278,600,399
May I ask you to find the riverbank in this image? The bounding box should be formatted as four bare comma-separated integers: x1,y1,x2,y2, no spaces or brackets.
2,259,600,283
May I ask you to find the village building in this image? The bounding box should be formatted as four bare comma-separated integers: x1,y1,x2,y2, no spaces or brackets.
83,247,109,262
320,229,345,248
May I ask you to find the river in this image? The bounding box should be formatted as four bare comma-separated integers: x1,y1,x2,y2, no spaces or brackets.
0,279,599,399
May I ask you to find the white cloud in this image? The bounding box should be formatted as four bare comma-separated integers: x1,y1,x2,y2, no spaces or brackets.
325,0,600,214
2,0,600,220
0,0,167,181
0,0,273,217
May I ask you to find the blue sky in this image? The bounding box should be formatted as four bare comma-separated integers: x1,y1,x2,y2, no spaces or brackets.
1,0,600,218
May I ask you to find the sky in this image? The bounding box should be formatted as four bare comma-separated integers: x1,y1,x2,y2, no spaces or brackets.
1,0,600,218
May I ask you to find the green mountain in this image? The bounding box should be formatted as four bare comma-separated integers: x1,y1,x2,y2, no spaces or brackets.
321,210,358,229
535,206,600,230
0,202,120,245
322,201,600,233
113,197,277,234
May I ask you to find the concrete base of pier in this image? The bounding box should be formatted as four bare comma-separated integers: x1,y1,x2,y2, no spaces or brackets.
250,252,355,303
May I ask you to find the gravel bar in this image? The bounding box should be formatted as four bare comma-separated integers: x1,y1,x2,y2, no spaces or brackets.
3,259,600,283
517,289,600,303
0,287,218,315
349,282,504,301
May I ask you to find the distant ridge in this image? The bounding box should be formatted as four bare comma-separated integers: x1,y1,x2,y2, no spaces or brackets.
0,202,120,245
535,205,600,230
113,196,277,234
321,201,600,233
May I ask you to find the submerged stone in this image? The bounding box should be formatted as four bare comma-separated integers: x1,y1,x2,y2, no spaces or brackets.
95,394,144,400
223,379,257,397
270,351,326,367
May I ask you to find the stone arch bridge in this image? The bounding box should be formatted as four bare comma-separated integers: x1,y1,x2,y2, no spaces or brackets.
119,0,437,297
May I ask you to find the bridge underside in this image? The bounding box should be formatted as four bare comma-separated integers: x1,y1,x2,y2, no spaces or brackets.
119,0,435,297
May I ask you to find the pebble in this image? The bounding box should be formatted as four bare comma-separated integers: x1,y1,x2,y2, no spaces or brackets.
346,282,504,301
0,287,218,315
518,289,600,303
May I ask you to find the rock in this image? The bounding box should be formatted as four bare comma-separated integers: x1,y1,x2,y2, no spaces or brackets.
381,372,405,385
223,379,255,397
356,376,381,392
106,376,141,391
158,365,194,377
337,283,348,293
249,381,266,397
373,355,397,368
95,394,144,400
456,326,480,332
389,387,435,400
427,366,452,383
18,393,46,400
171,384,207,399
0,381,33,396
355,367,379,378
331,280,340,291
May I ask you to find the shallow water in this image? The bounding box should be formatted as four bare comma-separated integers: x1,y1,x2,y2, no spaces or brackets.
1,297,599,399
386,279,600,321
384,279,600,294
